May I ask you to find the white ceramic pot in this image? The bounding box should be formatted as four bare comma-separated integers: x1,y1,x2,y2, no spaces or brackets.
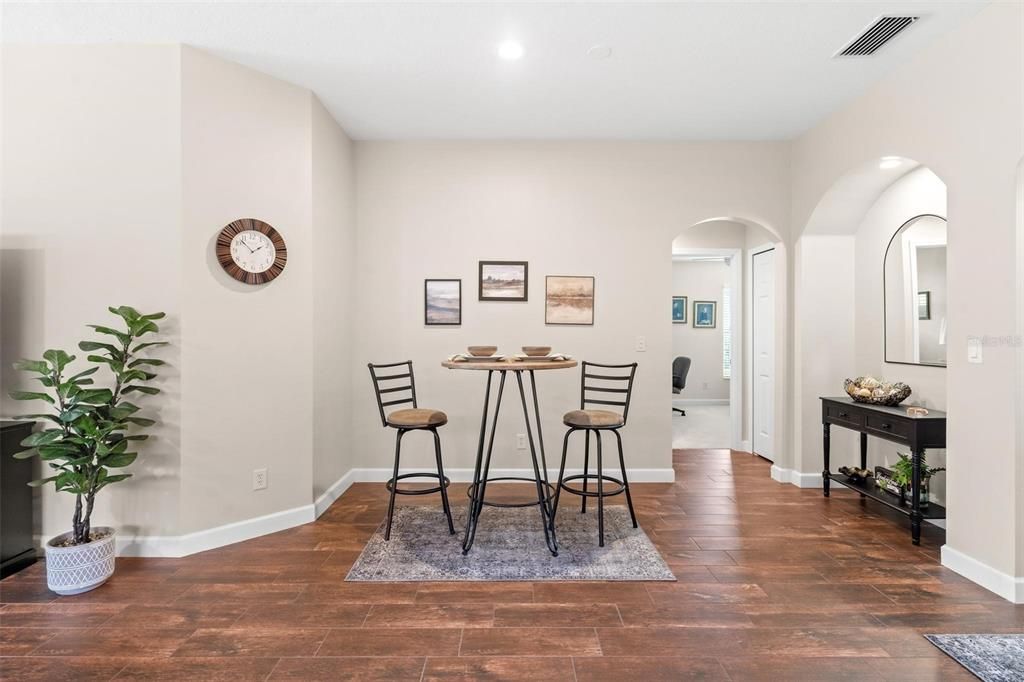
44,526,116,596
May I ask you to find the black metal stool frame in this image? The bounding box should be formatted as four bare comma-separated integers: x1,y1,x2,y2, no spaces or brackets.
551,361,639,547
461,368,559,557
368,361,455,541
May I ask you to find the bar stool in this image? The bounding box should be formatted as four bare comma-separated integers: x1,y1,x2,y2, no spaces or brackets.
368,361,455,540
551,361,638,547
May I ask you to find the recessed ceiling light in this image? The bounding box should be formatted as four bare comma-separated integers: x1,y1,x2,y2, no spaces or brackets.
587,45,613,60
879,157,903,169
497,40,524,61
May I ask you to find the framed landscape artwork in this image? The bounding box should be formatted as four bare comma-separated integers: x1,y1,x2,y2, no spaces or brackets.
693,300,716,328
672,296,687,324
479,261,528,301
424,279,461,325
546,275,595,325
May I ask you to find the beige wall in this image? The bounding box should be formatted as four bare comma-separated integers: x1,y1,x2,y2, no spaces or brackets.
791,2,1023,583
1,45,183,541
312,97,357,499
353,142,790,477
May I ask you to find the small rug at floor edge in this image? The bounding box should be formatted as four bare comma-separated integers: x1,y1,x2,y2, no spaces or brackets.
925,634,1024,682
345,505,676,582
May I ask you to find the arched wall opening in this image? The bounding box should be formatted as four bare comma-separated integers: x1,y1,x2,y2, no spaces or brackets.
792,157,949,507
669,218,787,464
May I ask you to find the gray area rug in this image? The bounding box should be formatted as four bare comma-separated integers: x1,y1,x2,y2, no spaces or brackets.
926,634,1024,681
346,505,676,581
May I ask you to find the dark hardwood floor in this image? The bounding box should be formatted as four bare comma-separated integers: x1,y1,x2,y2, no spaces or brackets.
2,449,1019,680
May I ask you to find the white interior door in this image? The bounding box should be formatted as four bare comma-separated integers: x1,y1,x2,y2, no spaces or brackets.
752,249,775,461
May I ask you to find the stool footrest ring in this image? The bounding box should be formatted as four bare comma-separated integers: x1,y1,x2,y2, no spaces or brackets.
467,476,556,508
559,473,626,498
386,472,451,496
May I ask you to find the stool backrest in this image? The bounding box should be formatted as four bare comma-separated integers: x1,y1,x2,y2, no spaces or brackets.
368,361,418,427
580,361,638,425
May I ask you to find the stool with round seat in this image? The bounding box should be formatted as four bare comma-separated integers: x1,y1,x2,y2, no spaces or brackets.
368,361,455,540
551,361,639,547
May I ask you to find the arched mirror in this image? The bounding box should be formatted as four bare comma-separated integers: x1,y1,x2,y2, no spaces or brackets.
883,214,947,366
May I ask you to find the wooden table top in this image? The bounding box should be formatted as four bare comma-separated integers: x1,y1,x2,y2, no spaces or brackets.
442,359,578,371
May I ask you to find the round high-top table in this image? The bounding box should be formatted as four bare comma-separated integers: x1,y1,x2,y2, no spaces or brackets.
442,358,577,556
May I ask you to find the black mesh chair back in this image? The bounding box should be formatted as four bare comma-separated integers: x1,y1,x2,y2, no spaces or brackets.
580,361,638,425
368,361,418,427
673,356,692,392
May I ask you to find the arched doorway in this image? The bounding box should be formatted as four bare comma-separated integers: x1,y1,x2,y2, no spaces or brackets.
669,217,786,464
792,156,949,504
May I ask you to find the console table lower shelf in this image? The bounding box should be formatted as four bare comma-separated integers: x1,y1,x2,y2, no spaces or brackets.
826,474,946,520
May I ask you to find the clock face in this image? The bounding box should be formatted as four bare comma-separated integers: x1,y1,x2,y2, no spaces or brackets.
215,219,287,285
230,230,276,273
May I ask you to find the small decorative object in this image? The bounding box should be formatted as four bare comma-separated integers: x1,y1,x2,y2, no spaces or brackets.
467,346,498,357
424,279,461,326
479,261,527,301
10,306,166,594
521,346,552,357
672,296,687,324
838,466,872,483
844,376,912,406
907,406,930,417
891,451,944,509
918,291,931,320
216,218,287,285
545,276,594,325
874,466,902,496
693,300,716,328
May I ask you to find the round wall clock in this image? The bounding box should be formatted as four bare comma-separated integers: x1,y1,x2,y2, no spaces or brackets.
215,218,287,285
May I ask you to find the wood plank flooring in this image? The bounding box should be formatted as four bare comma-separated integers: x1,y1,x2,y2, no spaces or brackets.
2,449,1019,680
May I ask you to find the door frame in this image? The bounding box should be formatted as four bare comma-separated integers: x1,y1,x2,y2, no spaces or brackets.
748,244,776,460
671,247,743,451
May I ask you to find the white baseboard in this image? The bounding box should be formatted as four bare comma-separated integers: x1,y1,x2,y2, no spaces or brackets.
770,465,823,488
942,545,1024,603
314,469,356,518
347,467,676,484
115,503,317,558
672,398,729,406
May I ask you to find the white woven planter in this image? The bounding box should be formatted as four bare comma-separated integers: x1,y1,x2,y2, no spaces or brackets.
44,527,116,596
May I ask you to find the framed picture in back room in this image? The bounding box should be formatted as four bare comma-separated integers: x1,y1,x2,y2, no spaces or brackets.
693,300,716,328
672,296,687,324
479,261,528,301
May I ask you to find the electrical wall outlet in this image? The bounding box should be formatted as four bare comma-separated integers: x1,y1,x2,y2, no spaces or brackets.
635,336,647,352
967,337,983,364
516,434,527,450
253,468,268,491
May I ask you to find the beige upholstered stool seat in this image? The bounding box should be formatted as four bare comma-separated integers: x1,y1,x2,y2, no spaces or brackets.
563,409,625,428
387,407,448,428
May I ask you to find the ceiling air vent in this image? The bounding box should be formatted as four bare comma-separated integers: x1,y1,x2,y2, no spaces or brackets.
836,16,919,57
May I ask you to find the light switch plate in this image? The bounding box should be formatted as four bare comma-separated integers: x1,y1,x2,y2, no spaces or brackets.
967,337,983,364
635,336,647,352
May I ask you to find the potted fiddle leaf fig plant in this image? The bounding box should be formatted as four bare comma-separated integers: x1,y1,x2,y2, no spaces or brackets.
10,306,166,595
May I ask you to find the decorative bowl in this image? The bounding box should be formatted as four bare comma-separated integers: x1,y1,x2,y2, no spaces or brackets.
468,346,498,357
521,346,552,357
844,376,912,407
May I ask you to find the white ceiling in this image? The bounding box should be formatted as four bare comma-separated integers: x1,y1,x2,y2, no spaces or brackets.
2,1,986,140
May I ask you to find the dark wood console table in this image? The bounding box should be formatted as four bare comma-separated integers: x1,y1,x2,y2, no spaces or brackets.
821,397,946,545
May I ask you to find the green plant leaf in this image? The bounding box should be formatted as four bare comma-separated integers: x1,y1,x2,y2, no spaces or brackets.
129,319,159,336
128,358,165,368
13,449,38,460
27,475,60,488
103,452,137,468
87,325,130,344
9,391,54,404
78,341,120,354
42,349,74,372
20,430,63,447
141,312,166,321
13,359,49,374
132,341,169,353
109,305,141,323
124,416,156,426
14,413,63,425
76,388,114,405
122,385,160,395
